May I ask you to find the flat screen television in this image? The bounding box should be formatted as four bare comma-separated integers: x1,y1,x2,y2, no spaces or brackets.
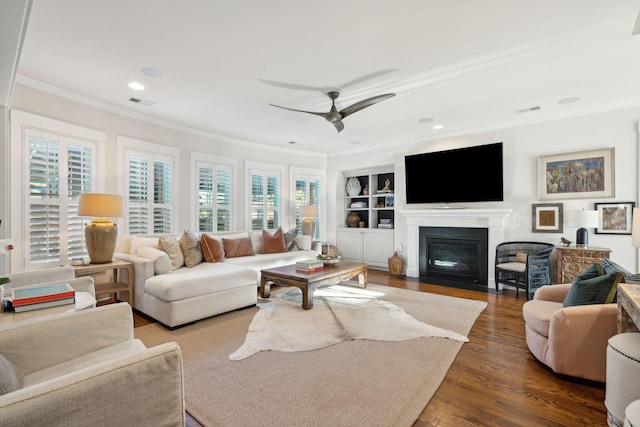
404,142,503,205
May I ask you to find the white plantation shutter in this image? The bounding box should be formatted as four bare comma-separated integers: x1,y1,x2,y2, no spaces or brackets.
26,131,95,265
125,150,175,235
249,168,281,231
197,163,232,232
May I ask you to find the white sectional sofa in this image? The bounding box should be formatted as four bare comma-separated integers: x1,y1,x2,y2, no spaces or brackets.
113,230,319,328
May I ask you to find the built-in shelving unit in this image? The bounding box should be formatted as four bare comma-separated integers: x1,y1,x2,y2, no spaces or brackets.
343,169,394,230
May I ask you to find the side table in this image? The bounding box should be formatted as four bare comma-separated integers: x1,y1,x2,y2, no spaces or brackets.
72,261,134,305
556,245,611,284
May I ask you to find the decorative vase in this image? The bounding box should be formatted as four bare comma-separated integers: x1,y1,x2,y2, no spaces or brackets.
346,212,360,227
388,251,405,276
346,177,361,197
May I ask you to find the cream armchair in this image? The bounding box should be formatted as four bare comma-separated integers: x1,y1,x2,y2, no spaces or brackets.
0,303,185,426
522,283,618,382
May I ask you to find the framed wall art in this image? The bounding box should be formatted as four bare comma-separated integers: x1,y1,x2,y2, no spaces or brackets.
537,148,614,200
594,202,635,235
532,203,563,233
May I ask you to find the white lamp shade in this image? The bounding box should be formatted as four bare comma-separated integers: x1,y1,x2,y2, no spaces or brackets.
568,210,599,228
299,205,318,218
632,208,640,247
78,193,124,218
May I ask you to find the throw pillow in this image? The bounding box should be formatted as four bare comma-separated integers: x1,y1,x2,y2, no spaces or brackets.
294,235,312,251
563,270,622,307
137,246,172,275
179,231,203,268
222,237,254,258
601,258,634,280
284,227,298,251
515,252,528,263
575,262,605,281
159,236,184,270
261,227,286,254
200,233,224,263
249,231,263,254
0,354,23,395
129,237,160,256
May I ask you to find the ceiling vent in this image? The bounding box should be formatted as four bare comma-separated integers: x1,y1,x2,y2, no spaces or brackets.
128,97,155,106
515,105,542,114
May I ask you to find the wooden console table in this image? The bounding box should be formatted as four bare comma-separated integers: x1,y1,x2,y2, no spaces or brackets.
556,246,611,284
72,261,134,305
618,282,640,333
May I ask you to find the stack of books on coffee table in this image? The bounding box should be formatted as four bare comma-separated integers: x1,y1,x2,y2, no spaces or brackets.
295,259,324,273
9,283,75,313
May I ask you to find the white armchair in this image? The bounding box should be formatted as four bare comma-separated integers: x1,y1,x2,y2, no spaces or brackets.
0,303,185,426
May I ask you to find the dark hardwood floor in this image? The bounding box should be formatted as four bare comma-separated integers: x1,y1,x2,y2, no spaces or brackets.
133,270,607,427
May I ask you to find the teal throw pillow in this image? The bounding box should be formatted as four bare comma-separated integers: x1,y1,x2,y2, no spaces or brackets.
563,270,622,307
574,262,604,281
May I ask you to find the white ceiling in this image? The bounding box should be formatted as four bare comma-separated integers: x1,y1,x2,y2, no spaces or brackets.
10,0,640,155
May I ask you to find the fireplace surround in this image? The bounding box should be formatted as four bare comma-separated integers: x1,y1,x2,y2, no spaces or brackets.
399,209,513,289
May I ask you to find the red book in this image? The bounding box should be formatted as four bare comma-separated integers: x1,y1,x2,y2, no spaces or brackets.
12,283,75,307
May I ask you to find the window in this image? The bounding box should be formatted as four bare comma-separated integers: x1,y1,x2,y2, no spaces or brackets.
291,167,324,240
193,154,235,232
118,137,180,235
10,111,104,270
247,163,283,231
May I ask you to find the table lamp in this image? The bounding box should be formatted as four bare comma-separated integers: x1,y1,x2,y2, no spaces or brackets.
78,193,124,263
568,209,599,247
299,205,319,237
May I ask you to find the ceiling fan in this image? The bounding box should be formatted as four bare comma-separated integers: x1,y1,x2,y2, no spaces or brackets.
269,91,395,132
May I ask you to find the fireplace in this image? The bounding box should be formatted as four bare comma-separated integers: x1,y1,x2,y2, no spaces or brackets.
419,227,488,290
399,208,513,289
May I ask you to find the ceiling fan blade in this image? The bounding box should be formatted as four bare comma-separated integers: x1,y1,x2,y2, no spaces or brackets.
339,93,395,119
333,120,345,133
269,104,331,119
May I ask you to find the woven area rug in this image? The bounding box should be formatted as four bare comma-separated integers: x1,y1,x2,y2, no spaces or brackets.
134,283,487,427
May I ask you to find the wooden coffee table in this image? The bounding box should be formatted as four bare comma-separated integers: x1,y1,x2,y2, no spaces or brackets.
260,261,368,309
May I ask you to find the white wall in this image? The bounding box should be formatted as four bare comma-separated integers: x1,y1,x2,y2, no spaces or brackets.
327,107,640,274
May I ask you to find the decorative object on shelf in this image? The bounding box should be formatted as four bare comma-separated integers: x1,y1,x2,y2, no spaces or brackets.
531,203,563,233
382,179,391,192
594,202,635,235
363,185,369,195
78,193,124,264
346,177,361,196
350,201,367,208
385,196,394,208
377,201,384,208
537,148,615,200
299,205,319,237
346,212,360,227
359,221,365,228
388,251,405,276
568,209,599,247
559,237,572,247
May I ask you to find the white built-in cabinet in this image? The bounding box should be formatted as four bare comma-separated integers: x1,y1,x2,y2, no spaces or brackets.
337,167,394,270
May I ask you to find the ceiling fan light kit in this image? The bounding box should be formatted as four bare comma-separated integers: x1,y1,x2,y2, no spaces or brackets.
270,91,395,132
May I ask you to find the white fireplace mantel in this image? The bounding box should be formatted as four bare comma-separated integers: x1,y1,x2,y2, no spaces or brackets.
398,209,513,287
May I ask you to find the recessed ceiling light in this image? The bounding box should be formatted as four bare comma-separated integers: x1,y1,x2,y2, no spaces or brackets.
558,97,581,104
140,67,163,78
432,124,444,130
288,141,297,145
419,117,434,124
128,81,145,91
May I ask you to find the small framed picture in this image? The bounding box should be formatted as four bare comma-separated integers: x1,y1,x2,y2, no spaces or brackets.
594,202,635,234
532,203,563,233
385,196,394,207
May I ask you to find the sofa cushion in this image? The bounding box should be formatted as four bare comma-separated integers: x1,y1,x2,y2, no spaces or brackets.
522,299,563,338
137,246,172,275
515,252,528,263
129,237,160,256
0,354,23,394
284,227,298,250
495,262,526,273
159,237,184,270
563,271,622,307
224,250,320,274
261,227,286,254
201,234,224,263
179,231,203,267
144,262,257,301
223,237,254,258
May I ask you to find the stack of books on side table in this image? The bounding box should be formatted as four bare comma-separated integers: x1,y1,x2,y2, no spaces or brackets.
296,259,324,273
5,283,75,313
